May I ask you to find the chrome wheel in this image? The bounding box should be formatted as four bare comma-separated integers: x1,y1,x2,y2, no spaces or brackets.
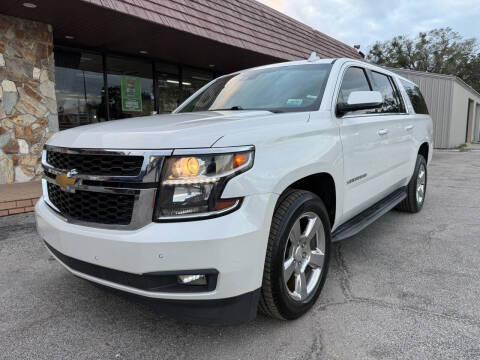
416,164,426,205
283,212,325,302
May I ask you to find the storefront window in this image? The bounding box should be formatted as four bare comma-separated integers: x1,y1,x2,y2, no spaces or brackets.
54,50,106,130
182,67,213,102
156,62,181,114
54,46,216,128
106,56,154,120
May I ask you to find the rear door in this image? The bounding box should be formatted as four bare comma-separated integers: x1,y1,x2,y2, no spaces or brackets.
398,78,432,170
366,70,412,185
336,65,404,221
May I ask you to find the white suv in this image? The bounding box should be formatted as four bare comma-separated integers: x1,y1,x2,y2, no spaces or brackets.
35,57,433,326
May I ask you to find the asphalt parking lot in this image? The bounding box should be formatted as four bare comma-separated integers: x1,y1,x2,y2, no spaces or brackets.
1,150,480,360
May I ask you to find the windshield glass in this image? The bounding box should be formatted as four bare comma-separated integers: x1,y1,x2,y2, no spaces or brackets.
176,64,332,113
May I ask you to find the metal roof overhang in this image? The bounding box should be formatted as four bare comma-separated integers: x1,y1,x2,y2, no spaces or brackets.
0,0,282,73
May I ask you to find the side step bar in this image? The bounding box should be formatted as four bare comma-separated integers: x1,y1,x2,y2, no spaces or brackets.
332,187,407,242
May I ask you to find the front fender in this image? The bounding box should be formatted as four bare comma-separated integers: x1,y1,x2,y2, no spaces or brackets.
220,112,343,229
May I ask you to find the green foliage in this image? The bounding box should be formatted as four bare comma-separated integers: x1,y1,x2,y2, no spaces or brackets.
367,28,480,92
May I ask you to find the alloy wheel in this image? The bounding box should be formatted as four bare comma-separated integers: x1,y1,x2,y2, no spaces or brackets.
283,212,325,302
416,164,426,205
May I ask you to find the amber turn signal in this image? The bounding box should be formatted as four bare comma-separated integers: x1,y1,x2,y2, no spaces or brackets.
233,153,248,168
214,199,238,211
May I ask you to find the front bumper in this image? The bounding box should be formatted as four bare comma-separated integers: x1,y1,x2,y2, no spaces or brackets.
45,240,261,326
35,193,277,302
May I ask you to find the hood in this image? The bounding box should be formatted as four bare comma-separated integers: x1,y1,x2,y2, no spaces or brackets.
48,111,277,149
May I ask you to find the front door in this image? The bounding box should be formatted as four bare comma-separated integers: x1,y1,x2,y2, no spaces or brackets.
337,66,406,221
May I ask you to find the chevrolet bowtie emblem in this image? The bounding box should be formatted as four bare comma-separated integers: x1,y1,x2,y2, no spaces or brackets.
56,169,78,190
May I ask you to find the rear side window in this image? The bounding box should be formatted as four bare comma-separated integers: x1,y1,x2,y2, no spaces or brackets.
337,67,371,115
368,71,404,113
400,80,429,114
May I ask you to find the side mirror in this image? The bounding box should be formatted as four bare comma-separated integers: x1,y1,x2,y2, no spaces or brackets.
336,91,383,117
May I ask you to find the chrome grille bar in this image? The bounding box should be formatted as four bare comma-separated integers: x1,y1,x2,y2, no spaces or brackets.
41,145,173,230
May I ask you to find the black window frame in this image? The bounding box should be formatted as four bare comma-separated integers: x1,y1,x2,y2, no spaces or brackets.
389,76,407,113
400,79,430,115
335,66,373,117
366,70,406,114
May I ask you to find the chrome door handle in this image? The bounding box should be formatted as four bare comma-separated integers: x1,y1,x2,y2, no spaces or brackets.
405,125,414,131
377,129,389,136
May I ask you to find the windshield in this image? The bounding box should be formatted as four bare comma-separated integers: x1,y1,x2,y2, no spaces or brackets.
176,64,332,113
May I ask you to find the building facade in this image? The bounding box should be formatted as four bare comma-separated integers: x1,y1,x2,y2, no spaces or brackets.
0,0,361,184
0,15,56,183
392,68,480,149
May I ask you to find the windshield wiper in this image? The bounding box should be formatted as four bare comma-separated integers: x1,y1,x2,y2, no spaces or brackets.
212,106,244,111
211,106,284,113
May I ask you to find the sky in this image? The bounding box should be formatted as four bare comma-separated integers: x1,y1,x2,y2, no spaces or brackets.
257,0,480,53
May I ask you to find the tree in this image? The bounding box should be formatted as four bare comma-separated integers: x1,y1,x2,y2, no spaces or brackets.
367,28,480,92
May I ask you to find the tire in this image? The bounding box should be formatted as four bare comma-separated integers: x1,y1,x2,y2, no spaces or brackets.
396,154,427,213
259,189,331,320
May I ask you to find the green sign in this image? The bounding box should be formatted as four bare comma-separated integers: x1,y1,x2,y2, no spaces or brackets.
121,75,142,112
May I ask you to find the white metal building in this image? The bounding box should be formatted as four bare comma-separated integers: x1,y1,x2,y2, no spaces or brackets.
391,68,480,148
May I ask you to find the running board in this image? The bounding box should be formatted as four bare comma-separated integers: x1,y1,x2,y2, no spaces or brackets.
332,187,407,242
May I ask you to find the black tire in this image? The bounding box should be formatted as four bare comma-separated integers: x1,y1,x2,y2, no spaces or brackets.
259,189,331,320
396,154,427,213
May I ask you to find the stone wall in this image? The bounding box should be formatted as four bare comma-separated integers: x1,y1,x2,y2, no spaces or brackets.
0,14,57,184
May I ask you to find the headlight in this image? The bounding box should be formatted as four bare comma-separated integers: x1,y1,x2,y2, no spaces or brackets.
154,147,254,221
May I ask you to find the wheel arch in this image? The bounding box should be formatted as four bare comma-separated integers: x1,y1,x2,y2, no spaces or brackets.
277,172,337,227
419,142,429,162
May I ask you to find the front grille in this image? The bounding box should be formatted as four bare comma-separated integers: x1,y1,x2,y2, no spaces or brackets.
47,183,135,225
46,151,144,176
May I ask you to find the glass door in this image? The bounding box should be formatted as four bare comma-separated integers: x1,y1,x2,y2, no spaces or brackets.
156,72,181,114
54,50,106,130
155,62,181,114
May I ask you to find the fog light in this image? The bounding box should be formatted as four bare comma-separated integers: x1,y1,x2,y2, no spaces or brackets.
178,274,207,285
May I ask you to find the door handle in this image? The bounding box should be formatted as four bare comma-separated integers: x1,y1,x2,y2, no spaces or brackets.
405,125,414,131
377,129,389,136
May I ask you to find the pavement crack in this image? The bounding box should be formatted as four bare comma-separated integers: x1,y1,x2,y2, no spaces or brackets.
424,223,448,246
301,330,324,360
317,301,348,309
352,297,480,328
334,243,353,301
331,234,480,329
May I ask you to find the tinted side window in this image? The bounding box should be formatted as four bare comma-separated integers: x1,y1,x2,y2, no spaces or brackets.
401,80,429,114
337,67,371,115
368,71,404,113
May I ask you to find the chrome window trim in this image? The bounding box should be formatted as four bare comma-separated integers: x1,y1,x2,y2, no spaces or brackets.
341,112,410,119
